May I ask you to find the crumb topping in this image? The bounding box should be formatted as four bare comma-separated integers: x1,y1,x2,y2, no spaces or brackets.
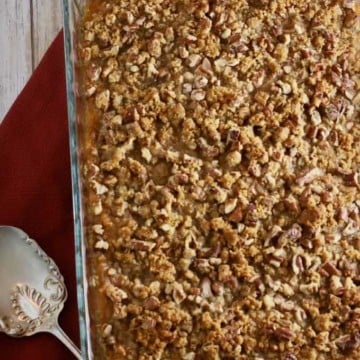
79,0,360,359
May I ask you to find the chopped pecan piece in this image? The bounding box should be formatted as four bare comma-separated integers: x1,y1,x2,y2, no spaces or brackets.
200,277,213,298
296,168,323,186
274,327,294,341
123,239,156,252
322,262,341,276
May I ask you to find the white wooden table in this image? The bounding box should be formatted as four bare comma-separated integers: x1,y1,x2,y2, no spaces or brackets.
0,0,63,122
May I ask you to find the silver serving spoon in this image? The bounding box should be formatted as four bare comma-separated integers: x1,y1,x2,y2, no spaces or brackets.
0,226,81,359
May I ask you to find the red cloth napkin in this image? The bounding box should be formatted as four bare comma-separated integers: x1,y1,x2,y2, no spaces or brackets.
0,32,79,359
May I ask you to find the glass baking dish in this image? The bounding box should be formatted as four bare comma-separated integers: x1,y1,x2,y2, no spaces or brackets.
61,1,360,359
62,0,93,358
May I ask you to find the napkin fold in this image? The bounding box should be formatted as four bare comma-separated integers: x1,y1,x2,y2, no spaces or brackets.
0,32,79,359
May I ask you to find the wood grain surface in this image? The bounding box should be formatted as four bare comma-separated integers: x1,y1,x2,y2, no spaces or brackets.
0,0,62,121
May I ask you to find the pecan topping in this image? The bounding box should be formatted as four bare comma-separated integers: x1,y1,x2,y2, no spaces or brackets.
79,1,360,358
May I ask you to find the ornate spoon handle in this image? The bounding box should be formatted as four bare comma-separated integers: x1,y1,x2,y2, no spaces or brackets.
49,323,82,360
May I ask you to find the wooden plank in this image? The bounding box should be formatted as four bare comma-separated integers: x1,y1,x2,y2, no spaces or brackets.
31,0,63,69
0,0,32,121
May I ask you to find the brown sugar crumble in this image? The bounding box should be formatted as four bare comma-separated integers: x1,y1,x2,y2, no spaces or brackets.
78,0,360,359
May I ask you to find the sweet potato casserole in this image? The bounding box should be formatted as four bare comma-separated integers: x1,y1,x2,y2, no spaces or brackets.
78,0,360,359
